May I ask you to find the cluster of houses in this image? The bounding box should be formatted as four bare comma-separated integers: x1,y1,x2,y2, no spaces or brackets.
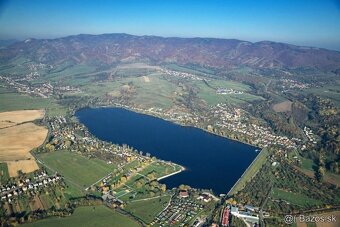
216,88,244,95
303,126,318,145
211,103,300,149
280,78,310,90
0,74,80,98
152,189,213,226
101,192,124,208
161,68,203,81
0,171,62,204
48,116,140,164
114,103,201,127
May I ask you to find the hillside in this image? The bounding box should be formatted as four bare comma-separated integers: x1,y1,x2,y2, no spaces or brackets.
1,33,340,72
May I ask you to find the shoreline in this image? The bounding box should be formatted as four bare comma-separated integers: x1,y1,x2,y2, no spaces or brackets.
227,148,267,196
157,166,185,181
91,104,260,150
76,105,261,195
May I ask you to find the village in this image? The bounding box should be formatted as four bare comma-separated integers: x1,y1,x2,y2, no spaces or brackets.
279,78,311,90
113,102,303,151
0,75,81,98
46,116,139,165
0,170,63,209
209,103,301,149
161,68,203,81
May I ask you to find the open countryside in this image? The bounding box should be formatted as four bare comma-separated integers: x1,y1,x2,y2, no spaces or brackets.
0,110,48,177
0,0,339,226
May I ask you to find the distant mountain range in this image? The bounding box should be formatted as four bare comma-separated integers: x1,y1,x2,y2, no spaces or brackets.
1,33,340,72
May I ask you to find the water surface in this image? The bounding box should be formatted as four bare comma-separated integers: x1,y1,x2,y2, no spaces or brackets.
76,107,258,195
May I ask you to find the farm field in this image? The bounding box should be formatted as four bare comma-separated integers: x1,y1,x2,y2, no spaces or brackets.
0,109,48,176
0,87,67,116
23,205,140,227
83,73,177,108
0,123,47,161
191,79,264,106
125,195,171,224
37,150,118,188
0,109,44,128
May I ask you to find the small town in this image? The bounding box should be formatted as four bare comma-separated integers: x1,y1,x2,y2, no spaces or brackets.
161,68,203,81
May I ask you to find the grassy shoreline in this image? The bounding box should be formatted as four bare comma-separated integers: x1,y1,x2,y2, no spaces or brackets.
227,147,269,195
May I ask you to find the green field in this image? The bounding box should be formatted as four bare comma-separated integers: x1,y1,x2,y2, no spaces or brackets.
45,64,97,82
137,161,181,180
271,188,322,207
0,87,67,116
191,79,264,106
125,195,171,224
38,151,117,189
228,148,269,195
82,73,177,108
24,205,140,227
0,162,9,184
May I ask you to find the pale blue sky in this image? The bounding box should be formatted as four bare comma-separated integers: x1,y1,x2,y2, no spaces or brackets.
0,0,339,50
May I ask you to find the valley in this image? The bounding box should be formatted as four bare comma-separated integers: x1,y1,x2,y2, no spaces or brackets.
0,34,339,227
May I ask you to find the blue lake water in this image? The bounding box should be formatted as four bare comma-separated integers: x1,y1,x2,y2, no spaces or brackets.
76,107,258,195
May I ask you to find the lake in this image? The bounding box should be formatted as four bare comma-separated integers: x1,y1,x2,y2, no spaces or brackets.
76,107,258,195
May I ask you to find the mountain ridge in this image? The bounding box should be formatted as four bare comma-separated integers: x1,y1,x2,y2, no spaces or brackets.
1,33,340,72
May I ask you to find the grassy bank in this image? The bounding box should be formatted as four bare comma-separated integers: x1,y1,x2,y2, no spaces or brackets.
228,148,269,195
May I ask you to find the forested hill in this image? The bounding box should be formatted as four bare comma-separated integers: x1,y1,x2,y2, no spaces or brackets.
1,33,340,72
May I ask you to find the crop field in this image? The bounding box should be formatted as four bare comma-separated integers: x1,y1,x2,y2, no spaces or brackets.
0,123,48,161
24,205,140,227
0,111,47,177
0,109,44,128
190,79,263,106
37,150,118,188
83,73,177,108
125,195,171,224
131,74,177,108
0,87,67,116
6,160,39,177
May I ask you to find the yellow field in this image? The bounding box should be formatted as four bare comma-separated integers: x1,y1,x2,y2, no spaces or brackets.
0,110,47,177
6,160,39,177
0,109,45,128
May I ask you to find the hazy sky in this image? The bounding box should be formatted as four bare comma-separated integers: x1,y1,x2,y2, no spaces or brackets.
0,0,339,50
